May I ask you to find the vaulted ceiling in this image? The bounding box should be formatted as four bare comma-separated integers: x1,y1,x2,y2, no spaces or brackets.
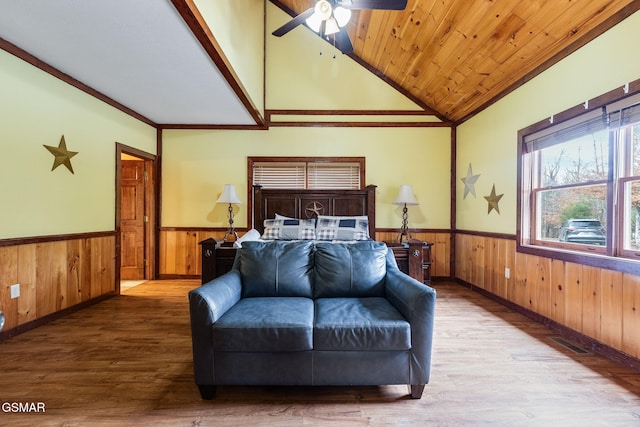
0,0,638,126
273,0,640,123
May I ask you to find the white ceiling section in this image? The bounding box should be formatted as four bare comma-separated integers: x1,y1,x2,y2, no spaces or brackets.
0,0,258,126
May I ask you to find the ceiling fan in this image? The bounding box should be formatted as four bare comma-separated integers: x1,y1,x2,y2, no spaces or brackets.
272,0,408,55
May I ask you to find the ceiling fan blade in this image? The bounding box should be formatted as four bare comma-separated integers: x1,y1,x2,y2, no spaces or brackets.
272,8,315,37
335,0,408,10
334,28,354,54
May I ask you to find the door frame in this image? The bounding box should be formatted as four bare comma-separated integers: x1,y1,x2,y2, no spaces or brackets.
115,143,158,293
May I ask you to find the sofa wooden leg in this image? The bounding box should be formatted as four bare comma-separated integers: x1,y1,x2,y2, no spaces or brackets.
409,384,425,399
198,384,216,400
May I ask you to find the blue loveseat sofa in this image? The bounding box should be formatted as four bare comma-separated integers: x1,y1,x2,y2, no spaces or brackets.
188,240,436,399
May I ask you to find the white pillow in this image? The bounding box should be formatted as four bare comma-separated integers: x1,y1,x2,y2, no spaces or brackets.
275,213,294,220
233,228,262,248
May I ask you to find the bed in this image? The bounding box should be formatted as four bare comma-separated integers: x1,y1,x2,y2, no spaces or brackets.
202,184,429,283
251,184,377,238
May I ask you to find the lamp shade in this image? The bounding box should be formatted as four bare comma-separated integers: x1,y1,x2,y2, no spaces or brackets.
315,0,332,20
324,17,340,35
393,184,418,206
216,184,242,204
305,12,323,33
334,6,352,27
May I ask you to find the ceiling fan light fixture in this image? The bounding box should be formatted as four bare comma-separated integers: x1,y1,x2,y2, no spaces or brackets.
333,6,351,27
305,12,323,33
324,17,340,35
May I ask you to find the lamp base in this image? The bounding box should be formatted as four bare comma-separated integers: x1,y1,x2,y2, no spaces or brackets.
221,202,238,245
398,203,411,243
398,231,411,244
220,230,238,246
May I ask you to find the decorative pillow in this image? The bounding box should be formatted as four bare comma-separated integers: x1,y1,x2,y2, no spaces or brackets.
262,218,317,240
315,215,370,241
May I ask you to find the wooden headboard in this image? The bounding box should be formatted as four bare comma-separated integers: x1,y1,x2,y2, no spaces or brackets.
252,185,376,238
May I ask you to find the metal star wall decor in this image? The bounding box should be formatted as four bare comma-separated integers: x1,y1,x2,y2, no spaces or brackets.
484,184,504,214
461,163,480,199
44,135,78,174
305,201,324,218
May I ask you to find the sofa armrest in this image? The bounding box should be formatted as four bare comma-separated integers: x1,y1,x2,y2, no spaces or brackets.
188,270,242,385
384,257,436,385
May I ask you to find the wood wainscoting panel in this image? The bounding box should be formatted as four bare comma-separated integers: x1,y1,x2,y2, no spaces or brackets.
66,239,84,307
622,273,640,359
600,269,623,350
483,237,498,296
564,262,584,333
0,234,115,336
455,233,640,366
431,232,451,278
36,240,67,317
549,258,567,325
0,245,19,331
17,244,37,325
160,229,452,278
581,265,602,341
513,250,529,309
535,256,553,320
453,233,472,284
91,235,117,298
159,229,220,277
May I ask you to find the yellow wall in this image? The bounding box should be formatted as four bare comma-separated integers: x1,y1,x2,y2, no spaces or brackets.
0,49,157,239
161,2,450,232
162,126,451,230
456,10,640,234
195,0,265,115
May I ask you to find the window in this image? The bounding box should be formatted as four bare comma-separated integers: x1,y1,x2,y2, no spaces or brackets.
249,157,364,190
519,89,640,269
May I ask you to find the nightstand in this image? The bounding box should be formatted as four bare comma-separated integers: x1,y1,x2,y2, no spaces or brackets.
199,238,237,284
385,239,433,284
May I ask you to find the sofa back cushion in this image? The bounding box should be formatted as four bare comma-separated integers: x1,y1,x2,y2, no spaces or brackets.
313,241,387,298
239,241,314,298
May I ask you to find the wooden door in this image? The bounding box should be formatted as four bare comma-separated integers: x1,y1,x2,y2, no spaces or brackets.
120,159,145,280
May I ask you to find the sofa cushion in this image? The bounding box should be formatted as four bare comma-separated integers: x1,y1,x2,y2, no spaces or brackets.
239,241,314,298
213,297,314,352
313,241,387,298
314,297,411,351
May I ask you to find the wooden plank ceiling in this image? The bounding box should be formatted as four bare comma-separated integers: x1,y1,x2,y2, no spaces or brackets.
271,0,640,123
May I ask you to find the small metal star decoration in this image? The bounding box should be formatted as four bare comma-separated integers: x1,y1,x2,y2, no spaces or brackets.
461,163,480,199
44,135,78,174
305,201,324,218
484,184,504,215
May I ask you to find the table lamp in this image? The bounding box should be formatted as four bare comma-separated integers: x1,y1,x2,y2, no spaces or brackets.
392,184,419,243
216,184,242,243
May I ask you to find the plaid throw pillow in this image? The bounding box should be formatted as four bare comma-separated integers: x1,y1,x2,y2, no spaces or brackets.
315,215,370,241
262,219,317,240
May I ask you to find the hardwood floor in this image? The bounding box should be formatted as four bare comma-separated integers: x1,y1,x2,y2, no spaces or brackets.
1,280,639,426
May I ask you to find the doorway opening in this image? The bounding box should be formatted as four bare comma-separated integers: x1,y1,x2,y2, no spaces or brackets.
116,143,157,294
